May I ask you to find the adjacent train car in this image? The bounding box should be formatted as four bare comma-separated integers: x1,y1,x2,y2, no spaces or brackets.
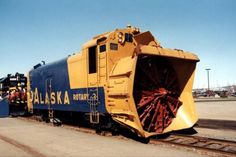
0,73,27,114
27,26,199,138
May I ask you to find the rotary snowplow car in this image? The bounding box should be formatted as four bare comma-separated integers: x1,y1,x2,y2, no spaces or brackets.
26,26,199,138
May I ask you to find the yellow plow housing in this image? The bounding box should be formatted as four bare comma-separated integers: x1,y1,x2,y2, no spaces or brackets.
105,28,199,138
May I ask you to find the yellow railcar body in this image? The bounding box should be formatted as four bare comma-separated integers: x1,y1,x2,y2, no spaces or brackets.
27,26,199,138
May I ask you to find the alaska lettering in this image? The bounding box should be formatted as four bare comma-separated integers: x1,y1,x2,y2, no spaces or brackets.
32,88,70,105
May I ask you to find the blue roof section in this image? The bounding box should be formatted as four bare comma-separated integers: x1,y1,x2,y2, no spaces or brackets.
30,57,68,73
29,57,70,96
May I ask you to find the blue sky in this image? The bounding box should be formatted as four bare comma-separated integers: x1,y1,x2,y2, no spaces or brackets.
0,0,235,88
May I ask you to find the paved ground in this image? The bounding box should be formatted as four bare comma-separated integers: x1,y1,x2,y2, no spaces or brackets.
0,100,235,157
0,139,30,157
195,100,236,120
194,100,236,142
0,118,206,157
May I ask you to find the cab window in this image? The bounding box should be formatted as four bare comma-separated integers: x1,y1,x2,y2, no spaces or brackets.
99,45,106,53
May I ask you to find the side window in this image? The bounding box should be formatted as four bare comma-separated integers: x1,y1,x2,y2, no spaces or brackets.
110,43,118,51
125,33,133,42
99,45,106,53
88,46,97,74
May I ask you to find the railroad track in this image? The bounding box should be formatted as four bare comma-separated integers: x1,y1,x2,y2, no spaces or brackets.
151,134,236,157
18,116,236,157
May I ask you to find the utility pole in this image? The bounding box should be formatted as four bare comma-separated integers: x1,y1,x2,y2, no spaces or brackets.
205,68,211,96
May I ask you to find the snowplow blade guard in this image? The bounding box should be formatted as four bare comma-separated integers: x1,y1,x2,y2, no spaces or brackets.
134,46,199,137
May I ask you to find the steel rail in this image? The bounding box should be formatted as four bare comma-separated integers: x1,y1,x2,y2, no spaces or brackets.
18,116,236,156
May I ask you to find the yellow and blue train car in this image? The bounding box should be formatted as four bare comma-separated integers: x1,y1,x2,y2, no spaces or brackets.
27,26,199,138
28,58,106,113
